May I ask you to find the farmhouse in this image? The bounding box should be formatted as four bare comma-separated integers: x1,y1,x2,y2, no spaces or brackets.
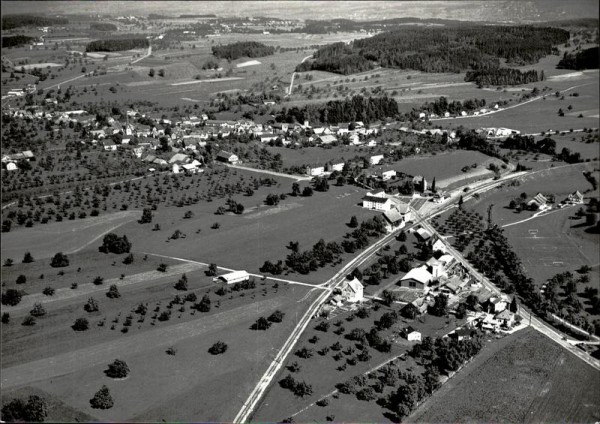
401,327,422,342
370,154,384,165
102,140,117,151
362,191,392,211
319,135,337,145
341,277,364,303
399,265,433,290
213,270,250,285
382,202,411,232
382,170,397,181
565,191,584,205
306,166,325,176
527,192,550,211
5,162,18,171
487,296,509,313
216,150,239,164
415,227,432,241
1,150,35,163
331,162,344,172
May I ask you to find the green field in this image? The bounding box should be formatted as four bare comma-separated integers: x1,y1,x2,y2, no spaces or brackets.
408,328,600,423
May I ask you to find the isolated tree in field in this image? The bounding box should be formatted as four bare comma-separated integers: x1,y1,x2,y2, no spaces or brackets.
206,263,218,276
208,341,228,355
349,215,359,228
106,284,120,299
84,297,99,312
105,359,129,378
268,310,285,323
22,252,34,263
16,274,26,285
22,316,36,326
458,195,464,208
139,208,153,224
293,381,313,398
93,276,104,285
50,252,69,267
90,385,114,409
431,177,436,193
158,68,165,77
122,253,134,265
174,274,188,291
193,294,211,312
157,263,168,272
29,303,46,317
4,258,13,267
1,395,48,422
302,186,313,197
72,317,89,331
265,193,280,206
2,289,22,306
100,233,132,254
2,312,9,323
148,68,155,77
252,316,271,330
291,183,301,196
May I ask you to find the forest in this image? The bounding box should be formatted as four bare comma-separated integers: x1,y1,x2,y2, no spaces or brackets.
211,41,275,60
275,95,398,125
85,37,149,52
1,14,68,30
464,68,541,86
1,35,35,48
297,25,569,76
90,22,118,32
557,47,599,70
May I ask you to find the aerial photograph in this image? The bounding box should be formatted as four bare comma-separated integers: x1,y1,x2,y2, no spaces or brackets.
0,0,598,422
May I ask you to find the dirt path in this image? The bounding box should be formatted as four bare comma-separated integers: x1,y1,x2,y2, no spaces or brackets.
1,296,289,390
224,164,311,181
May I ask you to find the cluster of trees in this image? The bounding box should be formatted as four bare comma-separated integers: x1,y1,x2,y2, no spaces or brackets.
275,95,399,125
99,233,132,254
284,238,344,275
457,129,506,161
556,147,583,164
90,22,118,31
279,374,313,397
1,14,68,29
211,41,275,60
86,38,149,52
208,341,228,355
557,47,599,70
1,395,48,422
419,96,487,117
297,25,568,75
502,134,556,155
2,35,35,48
464,68,541,86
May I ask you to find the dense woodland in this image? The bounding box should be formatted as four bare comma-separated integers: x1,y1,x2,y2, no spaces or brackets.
1,35,35,49
1,14,68,30
464,68,541,86
297,25,569,76
211,41,275,60
275,95,398,125
557,47,599,70
85,38,149,52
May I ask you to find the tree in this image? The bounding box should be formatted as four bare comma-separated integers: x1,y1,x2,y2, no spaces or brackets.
2,289,22,306
208,341,228,355
174,274,188,291
16,274,26,285
84,297,99,312
206,263,218,276
123,253,134,264
139,208,153,223
2,312,9,323
72,317,89,331
22,252,34,263
1,395,48,422
291,183,301,196
50,252,69,267
2,220,12,233
158,68,165,77
429,294,448,316
268,310,285,323
302,186,313,197
431,177,436,193
30,303,46,317
93,276,104,285
100,233,132,254
4,258,13,267
455,303,467,319
90,385,114,409
148,68,155,77
509,297,518,313
105,359,129,378
458,195,464,208
252,316,272,330
106,284,120,299
265,193,280,206
349,216,359,228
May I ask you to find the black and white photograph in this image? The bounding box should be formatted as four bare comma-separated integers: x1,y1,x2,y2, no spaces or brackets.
1,1,599,422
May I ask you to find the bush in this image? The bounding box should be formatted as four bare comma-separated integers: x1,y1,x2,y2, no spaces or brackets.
84,297,99,312
174,274,188,291
93,276,104,285
50,252,69,267
157,263,168,272
2,289,22,306
122,253,134,264
72,317,89,331
22,315,36,326
268,310,285,323
106,284,120,299
251,316,271,330
208,341,228,355
16,274,26,285
105,359,129,378
42,286,55,296
166,346,177,355
29,303,46,317
90,385,114,409
22,252,35,263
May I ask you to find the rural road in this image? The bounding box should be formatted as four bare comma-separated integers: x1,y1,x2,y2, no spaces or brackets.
287,54,314,95
130,45,152,65
224,163,312,181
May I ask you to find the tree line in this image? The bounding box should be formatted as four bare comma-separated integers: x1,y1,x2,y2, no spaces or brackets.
296,25,569,75
464,68,541,86
1,35,35,48
211,41,275,60
557,47,599,70
1,14,68,30
90,22,118,31
86,37,149,52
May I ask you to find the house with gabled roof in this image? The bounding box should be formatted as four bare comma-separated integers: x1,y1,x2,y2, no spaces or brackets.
527,192,550,211
401,327,422,342
216,150,239,164
362,191,392,211
341,277,364,303
399,265,433,290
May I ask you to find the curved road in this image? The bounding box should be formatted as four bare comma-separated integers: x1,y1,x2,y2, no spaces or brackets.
287,55,314,96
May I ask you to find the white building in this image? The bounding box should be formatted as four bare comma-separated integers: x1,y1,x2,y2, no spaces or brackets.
382,170,396,181
362,191,392,211
370,154,384,165
341,277,364,303
213,270,250,285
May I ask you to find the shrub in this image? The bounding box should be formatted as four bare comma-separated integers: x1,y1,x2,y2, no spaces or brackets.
90,385,114,409
84,297,99,312
122,253,134,264
22,252,34,263
208,341,228,355
174,274,188,291
1,312,9,323
93,276,104,285
315,320,330,332
206,263,217,276
268,310,285,323
42,286,55,296
105,359,129,378
251,316,271,330
157,263,168,272
16,274,26,285
22,316,36,326
72,317,89,331
166,346,177,355
295,347,314,359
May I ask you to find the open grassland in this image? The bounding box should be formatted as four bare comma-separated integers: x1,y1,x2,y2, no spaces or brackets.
264,144,388,168
407,328,600,424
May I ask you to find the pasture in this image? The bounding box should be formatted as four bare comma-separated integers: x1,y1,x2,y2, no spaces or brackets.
407,328,600,424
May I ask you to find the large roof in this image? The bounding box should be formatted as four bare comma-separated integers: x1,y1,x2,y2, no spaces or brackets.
401,266,433,284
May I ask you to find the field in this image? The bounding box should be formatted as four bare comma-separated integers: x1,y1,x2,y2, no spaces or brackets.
408,327,600,423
